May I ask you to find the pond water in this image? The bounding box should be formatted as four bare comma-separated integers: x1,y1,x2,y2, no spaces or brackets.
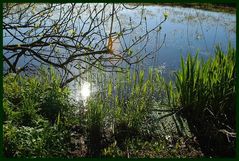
120,5,236,70
72,4,236,102
3,4,236,102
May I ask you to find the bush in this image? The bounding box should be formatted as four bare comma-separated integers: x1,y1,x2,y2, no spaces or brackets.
3,67,75,158
3,67,71,126
3,123,71,158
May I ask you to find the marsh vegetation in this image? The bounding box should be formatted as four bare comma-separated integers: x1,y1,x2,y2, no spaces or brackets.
3,3,236,158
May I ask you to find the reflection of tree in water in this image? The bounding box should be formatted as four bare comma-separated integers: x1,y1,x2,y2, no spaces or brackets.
3,3,167,87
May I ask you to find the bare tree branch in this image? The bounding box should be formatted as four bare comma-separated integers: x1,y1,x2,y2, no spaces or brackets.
3,3,167,87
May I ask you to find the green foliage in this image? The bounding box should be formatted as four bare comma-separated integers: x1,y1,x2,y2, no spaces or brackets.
164,80,179,107
174,45,236,156
102,137,203,158
102,141,123,158
3,67,70,125
3,45,235,158
85,68,171,154
3,123,46,157
175,45,235,125
85,99,108,156
3,67,75,158
3,123,71,158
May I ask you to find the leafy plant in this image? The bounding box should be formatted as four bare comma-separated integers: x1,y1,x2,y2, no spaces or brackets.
175,44,236,157
3,67,74,158
85,99,109,157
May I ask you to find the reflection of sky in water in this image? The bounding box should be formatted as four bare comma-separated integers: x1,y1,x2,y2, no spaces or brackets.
4,4,236,70
3,4,236,101
99,5,236,71
125,5,236,70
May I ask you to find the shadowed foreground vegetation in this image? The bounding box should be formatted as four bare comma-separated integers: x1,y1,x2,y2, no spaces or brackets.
3,45,236,158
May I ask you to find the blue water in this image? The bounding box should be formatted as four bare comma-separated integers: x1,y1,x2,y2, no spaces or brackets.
119,5,236,71
3,4,236,83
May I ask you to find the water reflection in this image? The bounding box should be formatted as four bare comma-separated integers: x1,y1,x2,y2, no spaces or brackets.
71,80,97,104
80,82,91,100
3,4,236,102
4,4,236,72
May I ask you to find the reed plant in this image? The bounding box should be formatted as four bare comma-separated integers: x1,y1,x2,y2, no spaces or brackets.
4,44,235,158
84,67,174,153
174,44,236,157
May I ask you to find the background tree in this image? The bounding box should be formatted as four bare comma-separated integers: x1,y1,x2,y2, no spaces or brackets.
3,3,166,87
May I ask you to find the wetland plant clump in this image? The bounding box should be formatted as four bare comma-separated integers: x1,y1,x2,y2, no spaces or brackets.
175,45,236,157
3,45,235,158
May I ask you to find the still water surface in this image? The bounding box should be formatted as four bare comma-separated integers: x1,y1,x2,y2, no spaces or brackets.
74,5,236,101
3,4,236,101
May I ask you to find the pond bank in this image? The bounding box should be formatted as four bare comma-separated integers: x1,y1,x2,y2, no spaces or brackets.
141,3,236,14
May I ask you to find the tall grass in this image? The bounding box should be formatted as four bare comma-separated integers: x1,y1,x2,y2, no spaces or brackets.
3,45,235,158
83,67,180,155
175,45,236,157
85,99,108,156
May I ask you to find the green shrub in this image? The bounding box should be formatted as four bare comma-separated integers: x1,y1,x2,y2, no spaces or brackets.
3,123,71,158
3,67,75,158
3,67,71,126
